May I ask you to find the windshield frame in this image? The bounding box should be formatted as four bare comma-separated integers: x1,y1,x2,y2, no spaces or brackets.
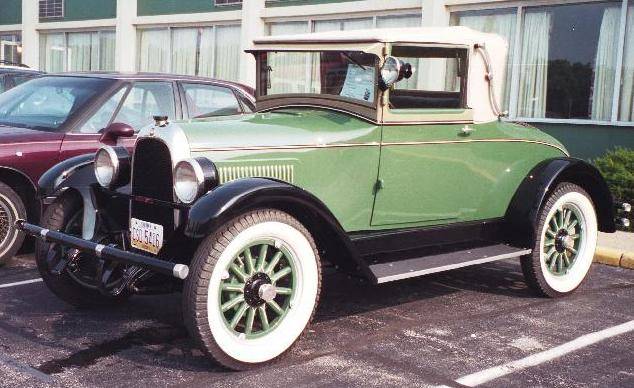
254,50,381,122
0,75,120,132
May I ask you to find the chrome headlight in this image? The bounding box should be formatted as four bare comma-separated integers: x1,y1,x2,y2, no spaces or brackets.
174,158,218,204
94,146,130,189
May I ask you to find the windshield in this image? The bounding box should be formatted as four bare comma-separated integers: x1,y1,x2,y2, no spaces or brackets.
0,76,116,131
258,51,378,104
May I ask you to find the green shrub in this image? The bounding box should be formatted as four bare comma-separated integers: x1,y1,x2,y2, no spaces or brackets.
593,147,634,231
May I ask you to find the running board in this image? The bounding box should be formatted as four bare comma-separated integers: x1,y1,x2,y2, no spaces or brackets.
368,244,531,284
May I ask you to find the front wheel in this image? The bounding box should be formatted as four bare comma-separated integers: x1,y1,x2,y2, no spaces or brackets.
183,209,321,370
521,183,598,297
36,193,130,308
0,181,27,265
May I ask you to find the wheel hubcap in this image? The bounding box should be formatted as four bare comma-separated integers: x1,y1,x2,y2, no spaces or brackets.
219,240,296,338
543,205,584,276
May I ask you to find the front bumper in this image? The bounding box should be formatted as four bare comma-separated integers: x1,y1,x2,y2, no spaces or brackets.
15,220,189,280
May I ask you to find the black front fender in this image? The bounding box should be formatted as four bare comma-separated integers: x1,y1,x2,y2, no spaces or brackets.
38,153,95,198
184,178,368,276
506,157,615,246
38,154,100,239
185,178,343,238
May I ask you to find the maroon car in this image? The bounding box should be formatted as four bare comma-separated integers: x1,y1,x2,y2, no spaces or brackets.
0,73,254,264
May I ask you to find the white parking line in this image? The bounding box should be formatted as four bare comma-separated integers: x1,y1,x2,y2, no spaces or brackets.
440,320,634,387
0,278,43,289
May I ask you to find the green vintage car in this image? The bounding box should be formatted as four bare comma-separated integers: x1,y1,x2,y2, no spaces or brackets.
17,27,629,370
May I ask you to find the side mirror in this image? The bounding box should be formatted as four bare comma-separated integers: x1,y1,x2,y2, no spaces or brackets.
379,56,413,91
100,122,135,145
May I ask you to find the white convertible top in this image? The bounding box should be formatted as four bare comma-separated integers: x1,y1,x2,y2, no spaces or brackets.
254,26,501,47
252,27,508,123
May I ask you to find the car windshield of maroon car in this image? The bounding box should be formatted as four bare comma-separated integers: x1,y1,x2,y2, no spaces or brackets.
0,76,115,131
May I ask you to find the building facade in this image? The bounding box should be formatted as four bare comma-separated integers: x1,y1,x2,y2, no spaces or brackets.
0,0,633,159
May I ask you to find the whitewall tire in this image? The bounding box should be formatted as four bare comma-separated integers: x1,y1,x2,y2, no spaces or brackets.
521,183,598,297
183,209,321,370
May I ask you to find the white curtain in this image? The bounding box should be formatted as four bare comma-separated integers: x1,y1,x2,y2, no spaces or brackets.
40,33,66,72
67,32,98,72
376,14,421,28
620,6,634,122
198,27,215,78
313,18,373,33
591,7,620,121
171,28,198,76
214,25,241,81
99,31,116,71
455,11,516,111
269,21,308,36
517,11,552,118
137,29,169,73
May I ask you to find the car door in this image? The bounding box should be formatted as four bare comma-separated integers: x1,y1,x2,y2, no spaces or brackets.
372,45,503,227
60,80,178,159
179,82,243,119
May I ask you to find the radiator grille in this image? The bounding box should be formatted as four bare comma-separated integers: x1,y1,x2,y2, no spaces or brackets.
131,138,174,233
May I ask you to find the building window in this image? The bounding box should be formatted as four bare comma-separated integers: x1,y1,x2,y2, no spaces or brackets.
39,0,64,20
452,1,634,124
620,4,634,121
0,33,22,65
521,2,620,120
450,9,517,112
40,30,116,72
215,0,242,5
137,25,242,82
268,12,422,35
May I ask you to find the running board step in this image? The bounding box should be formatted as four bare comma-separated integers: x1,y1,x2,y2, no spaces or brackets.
368,244,531,284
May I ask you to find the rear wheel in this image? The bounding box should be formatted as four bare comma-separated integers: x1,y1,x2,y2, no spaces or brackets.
183,209,321,370
36,193,129,308
0,181,27,266
521,183,598,297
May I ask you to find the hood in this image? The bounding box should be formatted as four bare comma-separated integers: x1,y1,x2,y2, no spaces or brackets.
178,108,379,152
0,125,63,144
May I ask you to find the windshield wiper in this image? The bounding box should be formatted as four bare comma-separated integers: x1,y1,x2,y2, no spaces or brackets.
341,53,366,70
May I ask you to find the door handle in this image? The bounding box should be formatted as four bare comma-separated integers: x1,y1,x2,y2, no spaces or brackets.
460,125,475,136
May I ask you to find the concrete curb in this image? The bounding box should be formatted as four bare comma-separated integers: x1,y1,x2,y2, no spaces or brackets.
594,247,634,269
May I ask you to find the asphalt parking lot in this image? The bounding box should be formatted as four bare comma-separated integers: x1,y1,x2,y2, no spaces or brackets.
0,254,632,388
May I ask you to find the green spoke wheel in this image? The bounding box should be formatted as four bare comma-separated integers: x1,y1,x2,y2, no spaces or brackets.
184,209,321,370
542,205,584,276
521,183,598,298
219,240,296,339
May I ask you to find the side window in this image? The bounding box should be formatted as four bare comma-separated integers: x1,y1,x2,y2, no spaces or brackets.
0,76,5,93
113,81,176,129
78,87,127,134
389,46,468,109
182,83,241,118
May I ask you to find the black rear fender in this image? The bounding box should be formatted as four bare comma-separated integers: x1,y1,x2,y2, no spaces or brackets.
505,157,615,246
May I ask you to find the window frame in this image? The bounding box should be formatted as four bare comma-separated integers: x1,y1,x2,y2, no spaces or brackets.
110,80,180,131
449,0,634,127
178,81,245,119
39,29,116,73
387,45,470,111
135,23,242,80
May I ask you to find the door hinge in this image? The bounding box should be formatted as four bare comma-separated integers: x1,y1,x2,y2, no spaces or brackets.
374,179,385,193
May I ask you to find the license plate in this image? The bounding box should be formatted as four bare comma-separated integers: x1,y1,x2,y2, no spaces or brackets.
130,218,164,255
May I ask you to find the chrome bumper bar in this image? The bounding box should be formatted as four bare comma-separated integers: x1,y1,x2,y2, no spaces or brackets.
14,220,188,280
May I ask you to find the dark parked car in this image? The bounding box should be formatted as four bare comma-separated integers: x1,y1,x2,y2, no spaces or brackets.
0,72,254,264
0,62,44,93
